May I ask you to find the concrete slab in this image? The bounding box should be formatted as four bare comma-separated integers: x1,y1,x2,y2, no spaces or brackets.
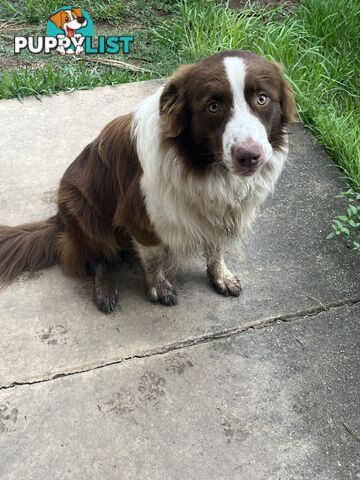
0,303,359,480
0,81,359,387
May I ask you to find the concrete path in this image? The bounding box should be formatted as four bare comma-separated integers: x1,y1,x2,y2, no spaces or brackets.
0,81,359,479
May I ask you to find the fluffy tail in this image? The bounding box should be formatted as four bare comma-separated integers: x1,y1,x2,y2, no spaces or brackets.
0,215,62,289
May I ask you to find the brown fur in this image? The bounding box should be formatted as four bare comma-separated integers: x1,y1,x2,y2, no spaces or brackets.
160,50,295,175
0,113,156,288
160,61,233,175
57,113,158,278
0,216,61,288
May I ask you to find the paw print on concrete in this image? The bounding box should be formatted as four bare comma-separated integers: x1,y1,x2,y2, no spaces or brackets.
218,410,250,444
165,353,193,375
221,414,236,442
138,371,166,402
103,390,137,416
38,325,68,345
100,371,168,417
0,402,18,434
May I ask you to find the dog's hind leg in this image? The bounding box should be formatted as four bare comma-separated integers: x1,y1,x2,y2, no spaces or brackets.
58,230,119,314
92,261,119,314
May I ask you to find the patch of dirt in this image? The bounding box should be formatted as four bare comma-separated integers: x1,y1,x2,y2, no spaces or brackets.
0,56,20,70
153,7,170,17
0,55,46,71
94,20,142,32
0,22,39,35
219,0,299,9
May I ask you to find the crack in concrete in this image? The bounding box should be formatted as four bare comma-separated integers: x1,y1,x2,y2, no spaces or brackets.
1,297,359,392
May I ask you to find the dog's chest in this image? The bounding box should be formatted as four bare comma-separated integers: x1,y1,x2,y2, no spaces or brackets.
141,172,263,254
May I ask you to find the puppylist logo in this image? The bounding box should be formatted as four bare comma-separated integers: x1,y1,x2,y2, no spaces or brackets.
14,6,134,56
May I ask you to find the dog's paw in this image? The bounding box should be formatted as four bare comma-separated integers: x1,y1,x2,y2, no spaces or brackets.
210,274,242,297
94,284,119,314
147,280,178,306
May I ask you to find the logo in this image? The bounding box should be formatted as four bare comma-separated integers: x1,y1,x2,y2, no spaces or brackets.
14,6,134,56
47,6,93,55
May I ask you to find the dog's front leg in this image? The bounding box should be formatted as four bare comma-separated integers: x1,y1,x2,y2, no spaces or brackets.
134,242,177,306
204,244,242,297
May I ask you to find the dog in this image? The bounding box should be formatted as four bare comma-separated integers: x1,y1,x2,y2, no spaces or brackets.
49,7,87,55
0,50,295,314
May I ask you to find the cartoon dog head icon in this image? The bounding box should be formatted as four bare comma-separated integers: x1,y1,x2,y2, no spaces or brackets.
49,7,87,37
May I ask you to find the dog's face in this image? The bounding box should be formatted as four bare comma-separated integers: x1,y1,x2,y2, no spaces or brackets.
160,50,296,176
49,8,87,36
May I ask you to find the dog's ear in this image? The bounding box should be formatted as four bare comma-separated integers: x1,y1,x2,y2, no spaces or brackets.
72,8,82,18
49,10,66,28
159,64,194,138
281,81,296,124
274,62,296,124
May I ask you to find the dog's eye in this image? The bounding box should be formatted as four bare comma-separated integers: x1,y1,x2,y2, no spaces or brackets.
257,93,269,106
208,102,219,113
65,15,70,21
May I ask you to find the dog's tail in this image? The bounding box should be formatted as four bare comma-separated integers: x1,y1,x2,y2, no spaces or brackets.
0,215,62,289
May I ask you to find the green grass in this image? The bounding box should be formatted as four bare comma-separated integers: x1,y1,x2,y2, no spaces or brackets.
0,61,145,100
0,0,126,23
327,189,360,251
0,0,359,189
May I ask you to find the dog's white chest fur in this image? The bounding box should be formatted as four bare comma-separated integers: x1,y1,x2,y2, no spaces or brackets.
133,89,287,255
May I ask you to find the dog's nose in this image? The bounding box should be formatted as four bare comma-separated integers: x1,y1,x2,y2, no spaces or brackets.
77,16,86,24
232,144,262,170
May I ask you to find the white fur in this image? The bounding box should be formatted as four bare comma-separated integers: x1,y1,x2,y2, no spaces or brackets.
222,57,272,170
132,61,287,258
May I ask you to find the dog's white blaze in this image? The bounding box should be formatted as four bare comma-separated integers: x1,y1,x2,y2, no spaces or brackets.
222,57,272,169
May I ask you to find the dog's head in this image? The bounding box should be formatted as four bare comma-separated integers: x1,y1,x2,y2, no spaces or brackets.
160,50,296,176
49,8,87,36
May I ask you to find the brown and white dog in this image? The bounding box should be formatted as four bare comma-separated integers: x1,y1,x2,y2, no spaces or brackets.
0,50,295,313
49,7,87,55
